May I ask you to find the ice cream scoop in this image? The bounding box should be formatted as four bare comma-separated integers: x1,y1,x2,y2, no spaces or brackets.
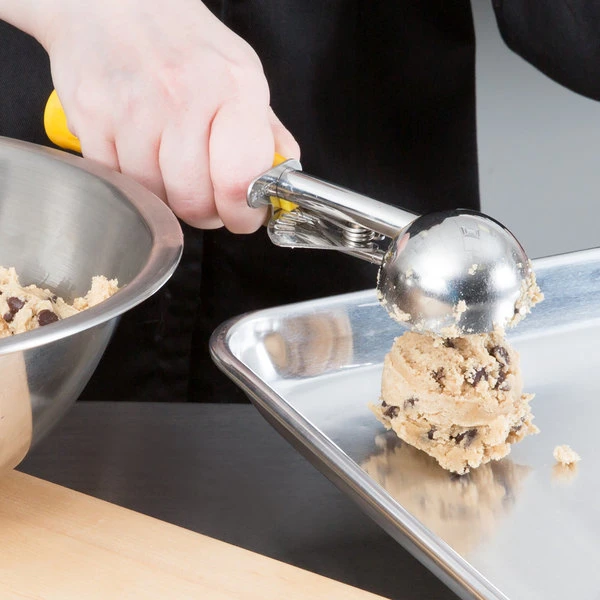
44,92,540,335
248,159,540,335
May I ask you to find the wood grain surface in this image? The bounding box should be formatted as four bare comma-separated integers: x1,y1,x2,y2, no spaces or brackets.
0,470,386,599
20,403,457,600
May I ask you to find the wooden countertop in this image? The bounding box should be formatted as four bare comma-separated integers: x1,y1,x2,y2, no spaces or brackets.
0,470,386,599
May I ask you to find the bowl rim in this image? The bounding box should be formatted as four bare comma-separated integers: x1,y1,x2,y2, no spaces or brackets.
0,137,184,355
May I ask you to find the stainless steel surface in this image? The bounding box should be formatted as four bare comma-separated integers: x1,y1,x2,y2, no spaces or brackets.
247,159,415,239
248,161,533,334
211,247,600,600
248,159,401,264
377,210,533,334
0,137,183,467
267,207,387,265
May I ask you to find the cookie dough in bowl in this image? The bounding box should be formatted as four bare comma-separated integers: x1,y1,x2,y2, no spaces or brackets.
0,267,118,337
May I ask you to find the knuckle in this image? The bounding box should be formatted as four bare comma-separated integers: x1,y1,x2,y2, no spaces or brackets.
212,162,251,204
155,63,193,112
70,80,104,118
224,58,270,104
213,176,247,205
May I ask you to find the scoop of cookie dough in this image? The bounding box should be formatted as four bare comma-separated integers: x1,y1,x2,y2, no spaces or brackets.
371,331,538,474
0,267,118,338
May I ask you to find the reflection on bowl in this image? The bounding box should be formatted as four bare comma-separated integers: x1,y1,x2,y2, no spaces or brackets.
0,353,32,471
0,137,182,474
361,433,531,556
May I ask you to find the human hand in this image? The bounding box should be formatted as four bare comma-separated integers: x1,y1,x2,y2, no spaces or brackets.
29,0,300,232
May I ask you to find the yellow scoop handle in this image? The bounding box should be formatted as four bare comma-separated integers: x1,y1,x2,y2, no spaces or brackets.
44,90,82,153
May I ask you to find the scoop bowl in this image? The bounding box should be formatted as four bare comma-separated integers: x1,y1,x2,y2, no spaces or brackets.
377,209,533,335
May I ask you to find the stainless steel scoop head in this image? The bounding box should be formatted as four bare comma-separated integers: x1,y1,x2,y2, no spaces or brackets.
248,159,539,335
376,210,534,335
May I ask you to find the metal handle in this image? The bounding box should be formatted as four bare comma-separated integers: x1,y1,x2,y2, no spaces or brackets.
249,163,416,238
46,89,416,264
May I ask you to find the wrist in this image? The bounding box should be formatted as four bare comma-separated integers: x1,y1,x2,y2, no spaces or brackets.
0,0,66,50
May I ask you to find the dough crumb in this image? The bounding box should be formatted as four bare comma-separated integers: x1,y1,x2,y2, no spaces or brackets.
553,445,581,466
391,306,411,323
453,300,467,319
508,263,544,328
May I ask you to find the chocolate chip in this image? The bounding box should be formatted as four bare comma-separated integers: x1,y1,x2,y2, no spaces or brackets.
452,428,478,446
38,310,59,326
383,405,400,418
494,369,510,391
510,416,526,433
443,338,455,348
3,312,13,323
51,295,58,303
7,297,24,314
469,368,488,386
427,426,437,440
381,400,388,407
490,345,510,366
403,397,418,409
431,367,445,384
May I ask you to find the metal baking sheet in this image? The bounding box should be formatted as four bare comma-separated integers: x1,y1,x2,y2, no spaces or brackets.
210,248,600,600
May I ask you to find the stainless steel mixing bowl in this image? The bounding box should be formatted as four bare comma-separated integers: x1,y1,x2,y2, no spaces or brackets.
0,137,183,474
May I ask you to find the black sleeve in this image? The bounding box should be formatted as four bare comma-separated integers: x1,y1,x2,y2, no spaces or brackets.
0,20,53,145
492,0,600,101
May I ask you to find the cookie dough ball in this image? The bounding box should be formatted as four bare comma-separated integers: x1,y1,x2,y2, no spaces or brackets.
371,331,538,474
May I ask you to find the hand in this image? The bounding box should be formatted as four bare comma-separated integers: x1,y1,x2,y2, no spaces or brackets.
32,0,300,232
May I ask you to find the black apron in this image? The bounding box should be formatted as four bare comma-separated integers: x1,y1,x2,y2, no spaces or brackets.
2,4,480,402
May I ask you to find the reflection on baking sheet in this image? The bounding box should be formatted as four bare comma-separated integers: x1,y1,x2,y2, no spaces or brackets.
262,311,353,377
552,462,579,484
361,433,531,555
